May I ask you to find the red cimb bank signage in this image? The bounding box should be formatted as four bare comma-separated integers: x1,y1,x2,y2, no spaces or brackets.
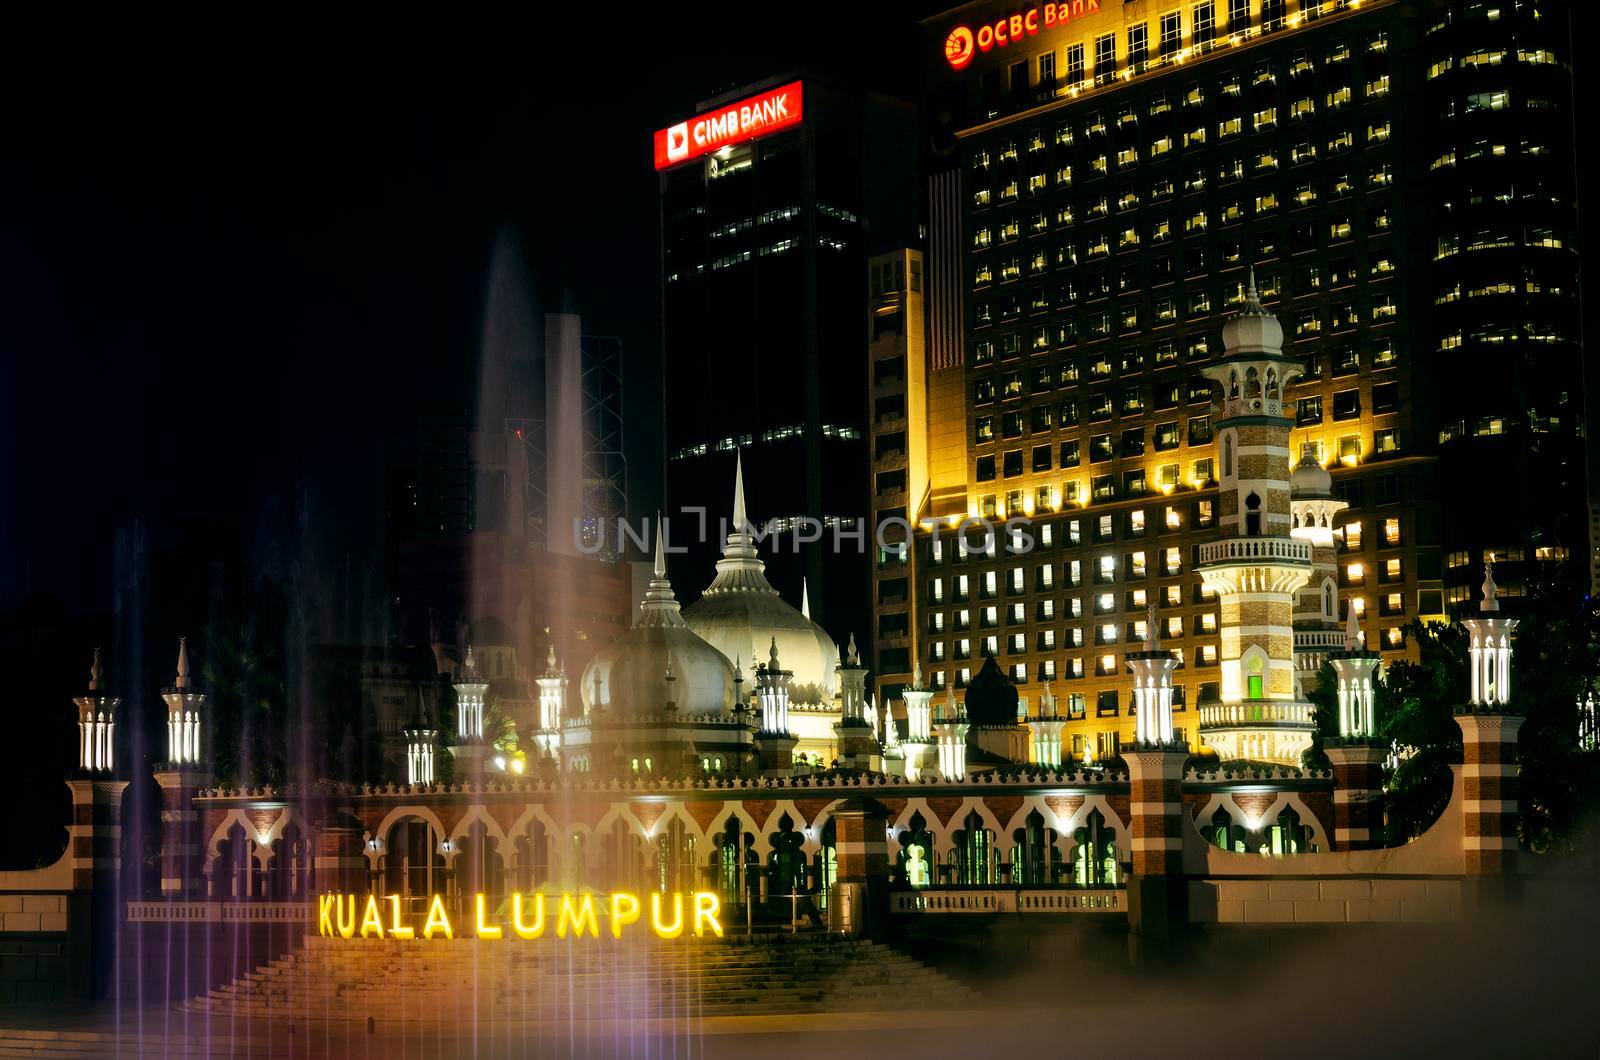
653,80,804,171
943,1,1103,70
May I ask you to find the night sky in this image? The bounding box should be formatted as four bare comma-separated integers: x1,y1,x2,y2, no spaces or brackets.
0,6,926,614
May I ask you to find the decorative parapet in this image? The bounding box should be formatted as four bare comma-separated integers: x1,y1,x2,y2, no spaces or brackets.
1197,538,1312,567
1198,701,1317,729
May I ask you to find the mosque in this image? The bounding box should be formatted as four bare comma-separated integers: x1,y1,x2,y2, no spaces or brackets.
15,287,1531,1006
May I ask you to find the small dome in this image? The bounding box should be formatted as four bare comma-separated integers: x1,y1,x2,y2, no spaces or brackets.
1220,271,1283,355
579,526,734,716
580,624,734,716
963,655,1019,728
1290,452,1332,498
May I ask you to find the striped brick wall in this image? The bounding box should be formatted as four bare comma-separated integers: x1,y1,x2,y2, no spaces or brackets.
65,780,127,893
1324,742,1385,849
1124,750,1188,876
153,770,209,896
1455,710,1524,875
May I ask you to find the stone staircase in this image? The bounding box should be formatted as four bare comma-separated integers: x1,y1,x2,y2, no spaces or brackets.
180,932,980,1023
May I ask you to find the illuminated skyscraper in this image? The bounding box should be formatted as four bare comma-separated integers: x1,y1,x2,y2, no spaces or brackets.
658,76,918,642
870,0,1583,760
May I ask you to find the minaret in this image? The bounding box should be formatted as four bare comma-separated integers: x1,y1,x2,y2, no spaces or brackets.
1127,604,1179,747
404,726,438,785
1456,563,1524,881
1325,608,1385,850
452,644,489,775
833,634,880,769
154,638,210,897
66,649,129,998
900,664,935,780
73,649,119,775
1029,679,1066,769
532,635,565,762
1289,449,1349,692
932,683,969,781
754,637,798,777
1196,272,1316,765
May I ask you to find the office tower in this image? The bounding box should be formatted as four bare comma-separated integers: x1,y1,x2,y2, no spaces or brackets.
658,76,919,643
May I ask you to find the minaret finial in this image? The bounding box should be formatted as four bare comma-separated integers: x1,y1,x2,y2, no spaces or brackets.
175,636,190,690
1247,265,1258,303
1344,604,1363,651
89,648,103,692
801,577,811,620
768,635,781,671
653,516,667,578
1145,602,1160,651
846,633,860,667
733,449,748,532
1480,562,1500,613
912,660,924,690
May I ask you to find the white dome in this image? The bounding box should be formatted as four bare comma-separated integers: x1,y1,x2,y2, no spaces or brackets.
1290,453,1332,498
680,454,839,703
579,529,734,716
1220,270,1283,354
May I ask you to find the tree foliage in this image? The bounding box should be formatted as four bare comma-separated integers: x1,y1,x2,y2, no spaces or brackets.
1377,577,1600,851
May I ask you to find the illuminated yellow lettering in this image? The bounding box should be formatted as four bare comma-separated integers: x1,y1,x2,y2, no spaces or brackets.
557,894,599,939
512,892,545,939
475,893,502,940
693,891,723,938
651,892,683,939
336,894,357,939
422,894,453,939
360,894,384,938
386,894,415,939
318,894,335,937
610,893,641,938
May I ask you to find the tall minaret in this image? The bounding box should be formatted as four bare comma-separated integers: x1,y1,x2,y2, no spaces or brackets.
833,634,879,769
154,638,211,896
754,638,798,777
1455,563,1524,879
1197,272,1316,765
452,644,489,775
73,649,119,775
533,636,565,762
932,683,969,781
1289,449,1349,693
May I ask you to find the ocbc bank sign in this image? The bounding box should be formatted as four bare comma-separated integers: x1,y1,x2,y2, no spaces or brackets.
943,0,1104,70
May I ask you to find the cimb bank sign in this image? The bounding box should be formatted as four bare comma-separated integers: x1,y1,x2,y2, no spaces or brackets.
653,80,803,170
318,891,724,941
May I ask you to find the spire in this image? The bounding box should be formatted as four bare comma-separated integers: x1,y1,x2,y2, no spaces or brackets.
768,635,781,672
846,633,860,667
912,660,924,690
638,516,689,628
1480,562,1500,613
460,643,483,683
1145,602,1161,651
88,648,103,692
1245,265,1260,309
733,449,748,532
801,577,811,620
175,636,191,690
1344,604,1363,652
544,627,558,675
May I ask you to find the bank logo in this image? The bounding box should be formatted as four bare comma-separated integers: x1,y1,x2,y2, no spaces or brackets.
665,122,689,162
944,25,975,69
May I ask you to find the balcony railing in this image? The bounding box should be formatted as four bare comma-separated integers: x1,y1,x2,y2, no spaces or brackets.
1198,701,1317,729
1197,537,1312,566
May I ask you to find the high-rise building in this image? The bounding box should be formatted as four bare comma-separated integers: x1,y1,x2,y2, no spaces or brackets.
658,76,919,644
870,0,1582,756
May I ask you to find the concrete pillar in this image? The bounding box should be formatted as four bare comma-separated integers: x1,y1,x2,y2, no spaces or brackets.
1325,741,1385,849
1123,748,1189,959
827,798,890,940
1455,708,1524,878
65,778,128,999
153,768,211,897
315,815,369,895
